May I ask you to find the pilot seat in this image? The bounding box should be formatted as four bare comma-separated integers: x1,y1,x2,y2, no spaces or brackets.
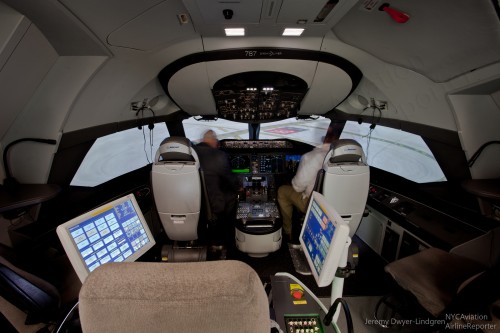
317,139,370,237
151,137,207,261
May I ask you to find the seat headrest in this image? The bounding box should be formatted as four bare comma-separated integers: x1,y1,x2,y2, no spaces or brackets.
79,261,270,333
157,137,195,162
329,139,365,163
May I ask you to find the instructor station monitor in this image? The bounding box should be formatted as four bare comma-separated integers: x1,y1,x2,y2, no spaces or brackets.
57,194,155,282
299,191,350,287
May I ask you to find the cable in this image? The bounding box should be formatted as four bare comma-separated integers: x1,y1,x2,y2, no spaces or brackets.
362,124,374,163
150,126,154,163
323,298,353,333
136,106,156,164
468,141,500,167
54,301,79,333
359,103,381,163
142,125,151,164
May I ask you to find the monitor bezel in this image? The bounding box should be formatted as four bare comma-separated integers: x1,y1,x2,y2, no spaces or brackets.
56,193,155,283
299,191,350,287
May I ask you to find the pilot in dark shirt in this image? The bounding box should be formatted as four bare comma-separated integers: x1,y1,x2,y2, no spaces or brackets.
194,130,238,222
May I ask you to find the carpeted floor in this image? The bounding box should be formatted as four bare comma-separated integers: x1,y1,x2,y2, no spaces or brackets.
229,235,393,297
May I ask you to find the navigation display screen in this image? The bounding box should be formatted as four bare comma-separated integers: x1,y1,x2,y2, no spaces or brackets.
285,154,301,173
259,154,283,173
230,154,251,173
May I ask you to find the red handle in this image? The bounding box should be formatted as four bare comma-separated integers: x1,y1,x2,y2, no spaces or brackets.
380,3,410,23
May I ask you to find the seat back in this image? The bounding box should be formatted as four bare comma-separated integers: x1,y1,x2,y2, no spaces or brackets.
321,139,370,236
79,261,270,333
152,137,201,241
451,227,500,268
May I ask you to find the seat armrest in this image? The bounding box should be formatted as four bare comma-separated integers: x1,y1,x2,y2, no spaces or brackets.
0,263,60,324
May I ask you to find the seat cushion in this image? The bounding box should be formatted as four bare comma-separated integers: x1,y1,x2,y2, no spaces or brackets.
385,248,486,317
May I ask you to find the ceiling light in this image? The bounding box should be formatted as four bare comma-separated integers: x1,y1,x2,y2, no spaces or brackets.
282,28,304,36
225,28,245,36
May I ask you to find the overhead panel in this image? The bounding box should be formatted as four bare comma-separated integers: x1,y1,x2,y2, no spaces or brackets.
160,49,362,119
212,71,308,122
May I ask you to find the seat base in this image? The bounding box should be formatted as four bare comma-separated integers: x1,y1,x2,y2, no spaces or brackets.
160,243,207,262
235,226,282,257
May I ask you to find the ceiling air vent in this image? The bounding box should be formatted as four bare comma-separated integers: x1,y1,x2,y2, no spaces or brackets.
262,0,279,20
314,0,339,22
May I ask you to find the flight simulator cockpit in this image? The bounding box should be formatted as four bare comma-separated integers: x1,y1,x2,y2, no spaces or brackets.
55,190,353,333
51,129,362,332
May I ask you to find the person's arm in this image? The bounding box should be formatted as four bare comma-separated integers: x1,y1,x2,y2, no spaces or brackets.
291,154,310,193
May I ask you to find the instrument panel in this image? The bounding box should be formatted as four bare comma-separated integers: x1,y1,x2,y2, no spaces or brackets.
221,140,293,149
230,153,301,174
222,139,309,222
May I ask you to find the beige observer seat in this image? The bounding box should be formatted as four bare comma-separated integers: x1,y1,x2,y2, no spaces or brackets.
384,227,500,318
79,260,270,333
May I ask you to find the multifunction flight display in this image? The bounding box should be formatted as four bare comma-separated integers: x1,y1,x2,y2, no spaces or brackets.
230,154,301,174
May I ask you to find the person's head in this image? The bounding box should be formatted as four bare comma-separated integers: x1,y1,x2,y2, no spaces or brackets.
202,130,219,148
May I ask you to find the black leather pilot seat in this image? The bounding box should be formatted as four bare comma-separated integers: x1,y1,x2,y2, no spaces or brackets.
151,137,208,261
317,139,370,237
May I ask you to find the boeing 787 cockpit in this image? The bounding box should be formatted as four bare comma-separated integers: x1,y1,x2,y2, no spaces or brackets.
1,1,500,332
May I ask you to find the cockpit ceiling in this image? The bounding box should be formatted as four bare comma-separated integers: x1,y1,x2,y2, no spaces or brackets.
16,0,499,84
182,0,354,38
333,0,500,82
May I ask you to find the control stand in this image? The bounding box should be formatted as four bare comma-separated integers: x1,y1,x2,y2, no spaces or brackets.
234,174,282,257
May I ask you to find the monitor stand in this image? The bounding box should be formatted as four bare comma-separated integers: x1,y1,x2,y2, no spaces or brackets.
287,237,353,324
